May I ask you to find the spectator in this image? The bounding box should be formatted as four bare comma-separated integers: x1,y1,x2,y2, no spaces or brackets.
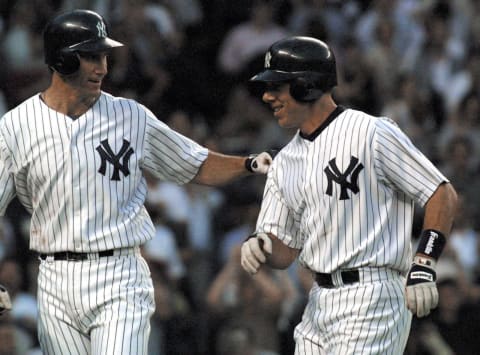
207,245,291,355
217,0,289,77
0,258,38,352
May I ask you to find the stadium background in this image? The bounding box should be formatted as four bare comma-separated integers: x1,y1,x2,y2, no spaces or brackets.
0,0,479,354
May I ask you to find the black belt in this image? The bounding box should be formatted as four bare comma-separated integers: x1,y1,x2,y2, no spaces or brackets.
315,270,360,288
39,250,114,261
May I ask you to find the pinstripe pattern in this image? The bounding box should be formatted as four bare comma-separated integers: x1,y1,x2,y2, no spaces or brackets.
294,276,411,354
0,92,208,252
38,250,155,354
256,108,446,354
0,91,208,354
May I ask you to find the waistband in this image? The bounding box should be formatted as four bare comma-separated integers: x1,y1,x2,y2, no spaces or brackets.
314,267,402,288
38,247,139,261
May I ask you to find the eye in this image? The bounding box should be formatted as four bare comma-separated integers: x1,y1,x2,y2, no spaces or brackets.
265,82,287,91
78,52,108,61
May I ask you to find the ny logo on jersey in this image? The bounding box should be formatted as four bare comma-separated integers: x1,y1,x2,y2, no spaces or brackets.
96,139,134,181
96,21,107,38
324,156,364,200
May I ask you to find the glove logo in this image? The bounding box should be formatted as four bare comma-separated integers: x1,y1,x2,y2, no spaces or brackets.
410,271,434,282
324,156,364,200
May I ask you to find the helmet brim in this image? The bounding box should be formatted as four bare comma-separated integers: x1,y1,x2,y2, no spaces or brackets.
249,69,298,82
66,37,124,52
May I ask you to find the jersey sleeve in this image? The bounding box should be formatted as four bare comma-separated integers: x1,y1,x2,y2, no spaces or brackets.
372,117,448,207
256,164,304,249
0,124,16,216
142,109,208,184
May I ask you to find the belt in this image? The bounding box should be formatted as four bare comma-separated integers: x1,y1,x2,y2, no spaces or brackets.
315,270,360,288
39,250,114,261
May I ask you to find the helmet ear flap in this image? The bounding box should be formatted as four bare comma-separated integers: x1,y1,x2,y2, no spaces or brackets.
51,52,80,75
290,77,323,102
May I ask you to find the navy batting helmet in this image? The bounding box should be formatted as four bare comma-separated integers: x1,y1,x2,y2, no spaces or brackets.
250,36,337,102
43,9,124,75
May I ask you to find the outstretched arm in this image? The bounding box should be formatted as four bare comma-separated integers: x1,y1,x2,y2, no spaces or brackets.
192,150,273,186
193,151,249,186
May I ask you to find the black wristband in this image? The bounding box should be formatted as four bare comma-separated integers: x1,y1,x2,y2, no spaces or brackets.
416,229,446,260
244,155,256,173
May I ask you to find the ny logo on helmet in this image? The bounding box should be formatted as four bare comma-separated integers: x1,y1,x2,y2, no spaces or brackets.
265,51,272,68
96,21,107,38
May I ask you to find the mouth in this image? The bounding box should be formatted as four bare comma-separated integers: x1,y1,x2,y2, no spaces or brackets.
272,105,283,116
88,78,102,86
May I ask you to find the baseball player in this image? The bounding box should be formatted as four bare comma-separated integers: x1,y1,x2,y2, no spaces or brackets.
241,36,458,354
0,9,273,355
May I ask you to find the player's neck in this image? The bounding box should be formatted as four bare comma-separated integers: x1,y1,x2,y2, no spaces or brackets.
42,75,100,118
300,95,337,135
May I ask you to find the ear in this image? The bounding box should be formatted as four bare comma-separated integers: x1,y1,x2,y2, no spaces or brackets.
52,52,80,75
290,77,323,102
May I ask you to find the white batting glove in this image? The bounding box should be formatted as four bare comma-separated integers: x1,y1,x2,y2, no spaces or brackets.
241,233,272,275
406,255,438,317
245,150,277,174
0,284,12,315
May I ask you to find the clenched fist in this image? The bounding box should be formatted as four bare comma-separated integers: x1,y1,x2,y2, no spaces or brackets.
241,233,272,275
406,256,438,317
0,284,12,315
245,150,277,174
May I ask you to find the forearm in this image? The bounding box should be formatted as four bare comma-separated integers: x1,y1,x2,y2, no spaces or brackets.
422,182,458,236
192,151,249,186
265,233,299,269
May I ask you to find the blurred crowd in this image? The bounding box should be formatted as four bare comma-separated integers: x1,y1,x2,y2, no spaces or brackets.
0,0,480,354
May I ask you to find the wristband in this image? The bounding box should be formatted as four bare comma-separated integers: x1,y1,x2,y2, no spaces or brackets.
416,229,446,260
244,155,256,173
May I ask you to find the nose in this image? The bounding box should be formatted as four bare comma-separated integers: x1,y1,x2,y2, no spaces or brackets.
96,55,108,74
262,90,275,103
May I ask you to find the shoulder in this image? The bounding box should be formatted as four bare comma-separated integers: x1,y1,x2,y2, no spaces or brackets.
1,94,40,127
98,92,159,120
99,92,143,110
341,108,402,136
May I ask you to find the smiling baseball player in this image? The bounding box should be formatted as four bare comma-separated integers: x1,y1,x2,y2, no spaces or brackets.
241,36,458,354
0,9,273,354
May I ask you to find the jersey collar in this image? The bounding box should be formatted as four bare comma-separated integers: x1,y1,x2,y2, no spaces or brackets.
299,105,345,141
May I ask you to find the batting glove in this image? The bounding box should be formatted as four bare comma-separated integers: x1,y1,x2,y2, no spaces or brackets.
406,255,438,317
241,233,272,275
245,150,277,174
0,284,12,315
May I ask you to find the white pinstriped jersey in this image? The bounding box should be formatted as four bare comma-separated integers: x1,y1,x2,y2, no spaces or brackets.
0,92,208,253
256,107,448,275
